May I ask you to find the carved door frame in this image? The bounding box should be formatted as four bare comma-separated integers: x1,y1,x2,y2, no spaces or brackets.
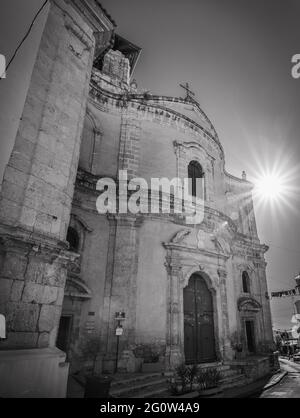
164,248,230,369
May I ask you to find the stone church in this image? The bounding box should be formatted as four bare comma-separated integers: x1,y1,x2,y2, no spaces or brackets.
0,0,275,397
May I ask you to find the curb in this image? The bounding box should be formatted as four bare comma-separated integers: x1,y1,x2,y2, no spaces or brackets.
263,371,288,391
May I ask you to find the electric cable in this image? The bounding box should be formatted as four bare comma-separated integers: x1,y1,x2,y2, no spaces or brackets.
0,0,48,80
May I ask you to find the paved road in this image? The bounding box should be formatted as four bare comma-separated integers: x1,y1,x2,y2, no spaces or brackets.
260,359,300,398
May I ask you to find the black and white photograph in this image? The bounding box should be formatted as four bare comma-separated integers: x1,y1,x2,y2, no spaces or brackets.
0,0,300,403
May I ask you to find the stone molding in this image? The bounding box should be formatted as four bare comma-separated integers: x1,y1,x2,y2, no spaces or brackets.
238,296,262,313
89,84,223,157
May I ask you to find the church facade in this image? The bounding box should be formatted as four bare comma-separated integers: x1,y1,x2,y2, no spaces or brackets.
61,47,274,374
0,0,275,396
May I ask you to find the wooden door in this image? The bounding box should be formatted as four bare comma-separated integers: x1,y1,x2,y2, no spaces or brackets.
184,274,216,364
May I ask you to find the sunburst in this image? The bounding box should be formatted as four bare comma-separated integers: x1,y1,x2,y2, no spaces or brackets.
236,140,300,220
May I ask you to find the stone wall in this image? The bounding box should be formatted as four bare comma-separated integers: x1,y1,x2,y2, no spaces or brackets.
0,0,114,362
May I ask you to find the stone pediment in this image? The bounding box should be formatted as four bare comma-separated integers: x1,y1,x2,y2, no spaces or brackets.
162,101,215,134
238,296,262,313
65,277,92,299
166,227,232,257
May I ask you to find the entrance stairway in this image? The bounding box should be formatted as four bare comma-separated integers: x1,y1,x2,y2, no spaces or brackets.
109,365,248,398
109,373,169,398
219,365,248,389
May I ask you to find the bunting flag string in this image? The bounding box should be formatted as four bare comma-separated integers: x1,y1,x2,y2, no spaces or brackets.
271,285,300,299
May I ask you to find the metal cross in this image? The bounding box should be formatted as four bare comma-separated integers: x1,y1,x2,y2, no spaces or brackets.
180,82,195,102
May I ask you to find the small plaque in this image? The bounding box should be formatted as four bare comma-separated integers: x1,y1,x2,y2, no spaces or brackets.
116,327,123,336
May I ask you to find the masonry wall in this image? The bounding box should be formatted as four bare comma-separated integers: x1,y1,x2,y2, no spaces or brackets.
135,219,179,352
0,0,106,350
79,102,122,178
65,198,110,371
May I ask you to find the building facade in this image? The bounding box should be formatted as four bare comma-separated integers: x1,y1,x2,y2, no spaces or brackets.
60,47,274,374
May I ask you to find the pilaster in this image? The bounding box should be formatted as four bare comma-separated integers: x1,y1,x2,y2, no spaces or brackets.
101,214,143,372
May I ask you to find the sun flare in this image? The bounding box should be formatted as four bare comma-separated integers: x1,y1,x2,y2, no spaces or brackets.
254,173,285,201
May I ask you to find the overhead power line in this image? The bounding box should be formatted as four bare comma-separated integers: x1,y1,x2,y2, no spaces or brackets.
0,0,48,80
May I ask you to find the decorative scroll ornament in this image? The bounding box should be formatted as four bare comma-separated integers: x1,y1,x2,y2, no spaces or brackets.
171,229,192,244
238,296,262,313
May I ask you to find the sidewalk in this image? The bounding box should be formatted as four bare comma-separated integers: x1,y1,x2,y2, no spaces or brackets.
261,359,300,398
217,369,287,398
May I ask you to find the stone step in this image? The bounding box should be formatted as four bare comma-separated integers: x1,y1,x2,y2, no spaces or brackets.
110,373,163,389
128,384,170,399
197,363,230,372
221,374,247,389
221,369,242,378
109,366,246,398
110,376,168,397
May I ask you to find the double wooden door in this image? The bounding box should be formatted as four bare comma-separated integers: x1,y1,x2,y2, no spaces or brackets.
184,274,216,364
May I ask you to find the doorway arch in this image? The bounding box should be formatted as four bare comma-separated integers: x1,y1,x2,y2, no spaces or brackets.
183,272,216,364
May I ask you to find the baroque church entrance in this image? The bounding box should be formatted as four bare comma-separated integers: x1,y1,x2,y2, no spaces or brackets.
183,273,216,364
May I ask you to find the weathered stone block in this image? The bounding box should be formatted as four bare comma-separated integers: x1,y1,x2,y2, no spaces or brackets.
6,152,31,175
19,206,37,228
56,287,65,306
10,280,24,302
2,252,27,281
38,332,50,348
22,282,58,304
0,278,13,304
2,165,28,188
44,263,67,287
0,302,8,316
25,259,46,284
7,302,40,332
22,282,43,303
1,331,39,349
1,253,27,280
33,213,52,234
38,305,61,332
42,285,58,304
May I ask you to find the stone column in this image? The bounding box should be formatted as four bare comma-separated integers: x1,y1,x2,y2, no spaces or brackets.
0,0,114,397
217,268,232,360
165,256,183,369
256,262,274,350
118,106,142,179
173,141,185,214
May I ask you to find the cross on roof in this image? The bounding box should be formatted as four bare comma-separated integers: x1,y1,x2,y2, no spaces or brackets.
180,82,196,102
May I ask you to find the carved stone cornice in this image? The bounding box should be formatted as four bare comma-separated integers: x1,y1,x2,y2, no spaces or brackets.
89,85,223,156
163,241,230,261
69,0,116,32
64,14,94,50
109,214,144,228
0,223,68,255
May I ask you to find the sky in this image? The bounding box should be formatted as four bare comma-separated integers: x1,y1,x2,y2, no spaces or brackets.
0,0,300,329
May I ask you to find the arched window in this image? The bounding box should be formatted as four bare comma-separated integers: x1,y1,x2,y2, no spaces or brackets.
67,227,80,252
188,160,205,199
242,271,250,293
